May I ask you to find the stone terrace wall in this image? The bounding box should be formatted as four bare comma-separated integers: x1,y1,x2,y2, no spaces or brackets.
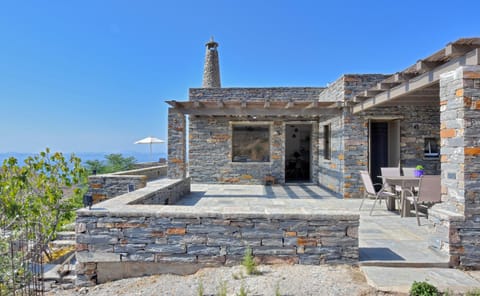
88,175,147,203
114,165,167,181
76,210,358,285
189,87,325,102
88,165,167,203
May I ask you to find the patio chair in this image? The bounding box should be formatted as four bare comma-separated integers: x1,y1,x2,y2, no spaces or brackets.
402,167,419,192
380,167,402,206
359,170,398,215
403,175,441,226
402,167,416,177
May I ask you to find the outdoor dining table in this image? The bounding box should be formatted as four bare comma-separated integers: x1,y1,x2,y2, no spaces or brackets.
383,176,420,217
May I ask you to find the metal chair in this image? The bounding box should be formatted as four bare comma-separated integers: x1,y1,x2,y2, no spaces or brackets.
403,175,441,225
359,170,398,215
380,167,402,207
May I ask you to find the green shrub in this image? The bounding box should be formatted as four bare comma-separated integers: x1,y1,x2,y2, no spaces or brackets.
217,281,227,296
466,289,480,296
409,281,439,296
242,247,260,275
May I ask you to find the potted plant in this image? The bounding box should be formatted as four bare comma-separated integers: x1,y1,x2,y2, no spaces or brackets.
414,165,424,177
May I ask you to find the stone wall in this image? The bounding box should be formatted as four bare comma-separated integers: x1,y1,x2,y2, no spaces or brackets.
318,75,389,198
168,108,187,179
317,74,440,198
189,117,320,184
189,118,281,184
75,200,359,285
429,66,480,268
114,165,167,181
186,87,326,184
87,165,167,203
88,175,147,203
130,178,190,205
189,87,324,102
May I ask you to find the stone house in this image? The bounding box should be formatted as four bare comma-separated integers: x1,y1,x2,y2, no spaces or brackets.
167,37,480,268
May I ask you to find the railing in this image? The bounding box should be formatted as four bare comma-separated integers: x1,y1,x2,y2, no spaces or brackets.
0,216,44,295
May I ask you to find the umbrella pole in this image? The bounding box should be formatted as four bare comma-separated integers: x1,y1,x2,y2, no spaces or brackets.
150,143,153,161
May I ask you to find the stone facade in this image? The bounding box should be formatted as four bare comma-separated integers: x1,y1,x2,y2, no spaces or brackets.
429,66,480,268
76,202,358,285
88,175,147,203
317,75,441,198
187,87,324,184
168,108,187,179
190,87,325,102
87,165,167,203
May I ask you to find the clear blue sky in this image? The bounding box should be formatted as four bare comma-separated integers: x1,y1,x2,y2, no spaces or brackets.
0,0,478,154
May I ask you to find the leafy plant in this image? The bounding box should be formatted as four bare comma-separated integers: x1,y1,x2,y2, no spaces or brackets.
275,281,282,296
466,289,480,296
85,153,136,174
0,149,87,259
217,281,228,296
242,247,260,275
415,165,425,170
409,281,439,296
197,279,204,296
237,283,248,296
0,149,87,293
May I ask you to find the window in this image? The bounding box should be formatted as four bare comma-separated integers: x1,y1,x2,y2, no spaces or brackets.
323,124,331,160
424,137,440,158
232,125,270,162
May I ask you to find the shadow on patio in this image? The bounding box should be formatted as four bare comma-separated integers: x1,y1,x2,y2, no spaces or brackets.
178,184,449,267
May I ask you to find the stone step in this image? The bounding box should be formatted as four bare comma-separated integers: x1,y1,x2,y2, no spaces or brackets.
55,231,76,241
50,239,76,248
359,261,450,268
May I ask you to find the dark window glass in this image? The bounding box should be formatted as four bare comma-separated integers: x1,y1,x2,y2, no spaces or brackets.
324,124,331,160
424,137,440,158
232,125,270,162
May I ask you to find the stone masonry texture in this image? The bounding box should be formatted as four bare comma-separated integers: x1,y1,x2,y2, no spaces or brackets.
76,210,358,285
168,108,187,179
187,87,324,184
429,66,480,268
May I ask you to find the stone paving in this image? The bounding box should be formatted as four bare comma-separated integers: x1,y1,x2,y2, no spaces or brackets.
176,184,480,293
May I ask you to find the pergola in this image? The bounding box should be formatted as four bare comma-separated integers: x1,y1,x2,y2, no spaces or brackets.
165,99,338,117
352,38,480,113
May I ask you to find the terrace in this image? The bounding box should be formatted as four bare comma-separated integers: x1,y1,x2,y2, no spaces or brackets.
75,180,448,286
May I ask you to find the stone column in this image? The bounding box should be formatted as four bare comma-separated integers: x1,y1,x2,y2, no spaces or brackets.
429,65,480,268
168,108,187,179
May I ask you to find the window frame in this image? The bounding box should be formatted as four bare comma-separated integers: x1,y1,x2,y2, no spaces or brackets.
231,122,272,163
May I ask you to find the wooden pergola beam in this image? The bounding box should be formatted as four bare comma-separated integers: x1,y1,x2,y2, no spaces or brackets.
353,48,480,114
416,60,442,72
445,43,475,57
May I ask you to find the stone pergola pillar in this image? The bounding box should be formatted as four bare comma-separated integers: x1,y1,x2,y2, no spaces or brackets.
430,65,480,268
168,108,187,179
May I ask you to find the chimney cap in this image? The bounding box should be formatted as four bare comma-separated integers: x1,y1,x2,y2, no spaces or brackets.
206,36,218,49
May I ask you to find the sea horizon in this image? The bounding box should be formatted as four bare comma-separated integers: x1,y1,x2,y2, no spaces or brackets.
0,151,168,165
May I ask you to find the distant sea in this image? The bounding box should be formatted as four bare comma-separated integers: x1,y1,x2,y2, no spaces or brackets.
0,151,168,165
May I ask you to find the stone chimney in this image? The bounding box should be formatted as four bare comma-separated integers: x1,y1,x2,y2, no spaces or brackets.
202,37,221,88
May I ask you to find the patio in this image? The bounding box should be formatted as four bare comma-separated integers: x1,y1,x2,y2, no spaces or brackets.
178,183,449,267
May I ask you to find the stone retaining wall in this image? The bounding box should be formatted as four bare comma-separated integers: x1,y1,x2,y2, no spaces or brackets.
75,182,359,286
88,165,167,203
114,165,167,181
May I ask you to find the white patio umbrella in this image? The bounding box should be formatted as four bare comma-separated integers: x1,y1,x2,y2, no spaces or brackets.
134,136,165,161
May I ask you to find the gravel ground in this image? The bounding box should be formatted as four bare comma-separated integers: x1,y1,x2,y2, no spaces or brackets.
46,264,405,296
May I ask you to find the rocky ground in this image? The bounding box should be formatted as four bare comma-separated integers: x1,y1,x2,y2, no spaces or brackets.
46,264,405,296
